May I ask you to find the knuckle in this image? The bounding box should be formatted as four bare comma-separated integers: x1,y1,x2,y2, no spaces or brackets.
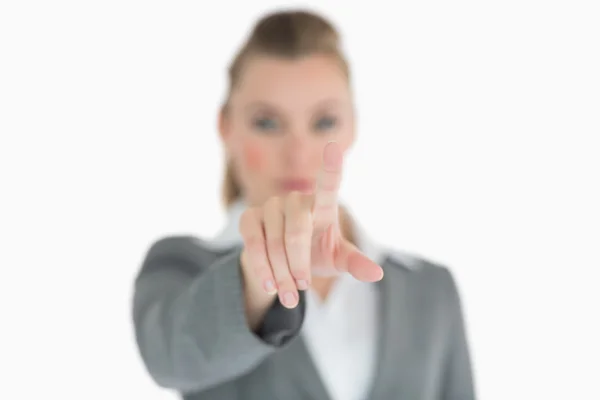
244,235,264,251
301,209,314,225
313,203,335,215
286,207,313,225
266,237,285,252
264,196,282,211
285,190,303,205
285,191,313,212
289,267,309,280
303,195,316,212
275,277,293,289
239,208,259,231
252,261,271,277
285,230,310,247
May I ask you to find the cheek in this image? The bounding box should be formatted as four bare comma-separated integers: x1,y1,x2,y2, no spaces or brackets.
242,142,264,172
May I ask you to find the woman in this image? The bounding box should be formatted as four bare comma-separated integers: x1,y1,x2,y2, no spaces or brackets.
132,9,476,400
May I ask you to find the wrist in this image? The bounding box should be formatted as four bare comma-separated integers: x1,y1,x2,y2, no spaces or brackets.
240,250,277,331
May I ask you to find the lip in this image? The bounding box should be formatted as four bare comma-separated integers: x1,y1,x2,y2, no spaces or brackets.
278,178,315,193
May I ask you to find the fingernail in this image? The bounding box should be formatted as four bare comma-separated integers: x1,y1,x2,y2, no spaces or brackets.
264,280,276,294
282,292,297,308
296,279,308,290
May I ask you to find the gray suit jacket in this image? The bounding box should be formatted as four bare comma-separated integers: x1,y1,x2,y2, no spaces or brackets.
132,235,476,400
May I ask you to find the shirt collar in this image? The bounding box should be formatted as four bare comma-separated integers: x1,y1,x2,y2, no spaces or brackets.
209,198,387,266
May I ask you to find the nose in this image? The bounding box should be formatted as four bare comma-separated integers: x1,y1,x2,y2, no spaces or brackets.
282,132,313,169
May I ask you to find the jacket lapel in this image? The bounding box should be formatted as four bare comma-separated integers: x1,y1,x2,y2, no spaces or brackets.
271,335,332,400
367,256,414,399
272,257,412,400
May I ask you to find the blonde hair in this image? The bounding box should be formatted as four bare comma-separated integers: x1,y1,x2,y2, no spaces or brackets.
219,9,356,243
221,9,350,204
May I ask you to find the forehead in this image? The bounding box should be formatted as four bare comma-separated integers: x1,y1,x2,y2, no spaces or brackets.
231,54,350,110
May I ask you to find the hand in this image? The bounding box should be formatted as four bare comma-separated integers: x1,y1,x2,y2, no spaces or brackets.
239,141,383,309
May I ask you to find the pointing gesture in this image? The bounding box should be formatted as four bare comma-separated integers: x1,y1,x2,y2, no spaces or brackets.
310,142,383,281
239,141,383,310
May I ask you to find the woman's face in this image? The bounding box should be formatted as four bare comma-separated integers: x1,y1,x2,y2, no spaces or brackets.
220,54,355,206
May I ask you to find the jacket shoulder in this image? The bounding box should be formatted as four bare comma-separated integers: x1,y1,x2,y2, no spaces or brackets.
383,248,459,288
383,248,448,273
383,248,462,304
142,234,240,267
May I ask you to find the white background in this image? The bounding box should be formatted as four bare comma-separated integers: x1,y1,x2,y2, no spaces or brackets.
1,0,599,399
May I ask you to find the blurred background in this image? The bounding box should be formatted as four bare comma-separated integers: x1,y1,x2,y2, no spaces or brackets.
0,0,598,399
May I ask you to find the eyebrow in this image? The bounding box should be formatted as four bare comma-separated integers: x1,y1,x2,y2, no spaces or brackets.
311,98,344,112
244,98,344,114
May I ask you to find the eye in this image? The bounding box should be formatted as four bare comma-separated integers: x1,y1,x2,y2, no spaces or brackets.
314,116,337,132
253,117,279,132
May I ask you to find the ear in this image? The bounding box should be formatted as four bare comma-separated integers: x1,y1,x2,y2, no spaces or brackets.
218,104,229,142
219,105,236,161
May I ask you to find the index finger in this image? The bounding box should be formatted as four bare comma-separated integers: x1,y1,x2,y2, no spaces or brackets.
313,141,343,224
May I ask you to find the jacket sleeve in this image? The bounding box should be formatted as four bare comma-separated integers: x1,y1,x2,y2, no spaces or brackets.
441,268,477,400
131,236,306,394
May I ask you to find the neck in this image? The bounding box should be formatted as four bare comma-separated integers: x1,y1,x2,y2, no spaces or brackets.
311,276,338,301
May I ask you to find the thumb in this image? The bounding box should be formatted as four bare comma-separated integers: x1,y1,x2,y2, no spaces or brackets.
334,239,384,282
